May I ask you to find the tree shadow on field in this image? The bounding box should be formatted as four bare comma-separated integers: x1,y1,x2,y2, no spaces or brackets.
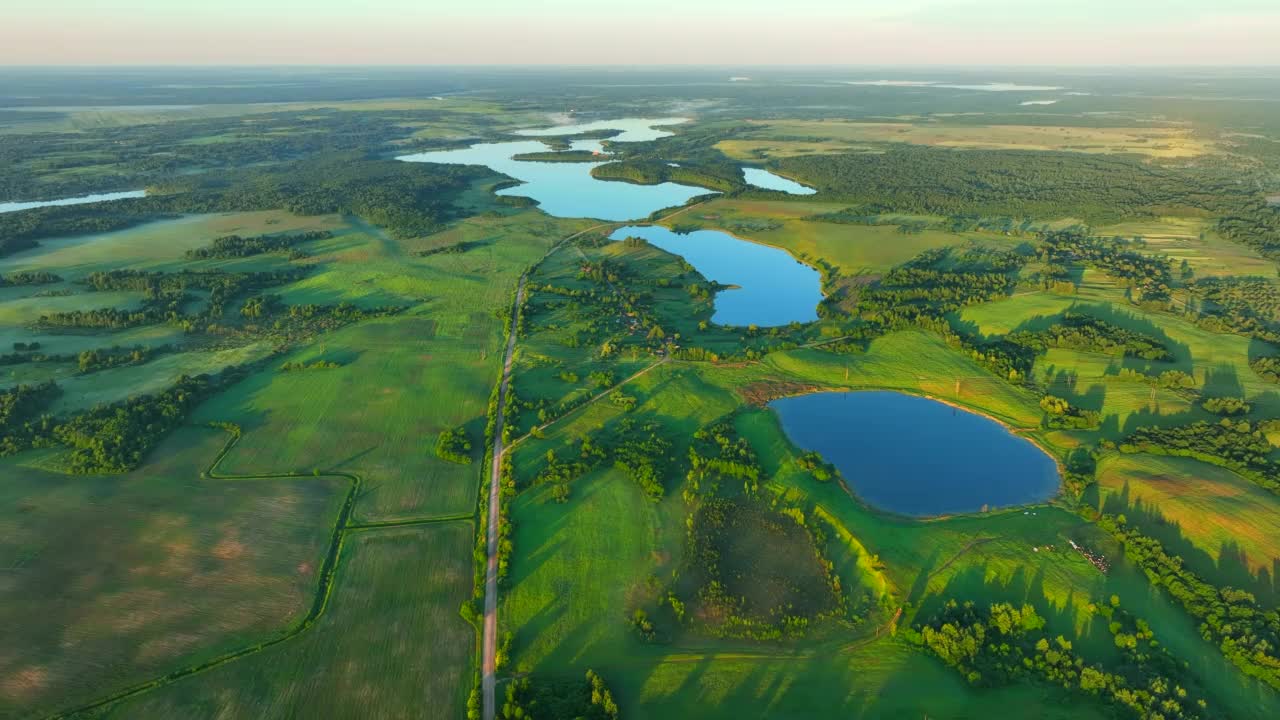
1041,365,1107,412
512,597,567,671
914,558,1113,661
1099,479,1279,607
1247,337,1280,367
1203,362,1244,399
1117,405,1200,436
905,547,942,607
1005,302,1192,369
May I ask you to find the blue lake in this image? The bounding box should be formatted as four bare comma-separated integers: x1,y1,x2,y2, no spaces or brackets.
399,118,824,327
609,225,822,327
0,190,146,214
397,118,708,221
770,391,1060,517
743,168,816,195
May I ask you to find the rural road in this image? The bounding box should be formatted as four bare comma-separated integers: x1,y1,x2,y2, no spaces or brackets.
480,204,707,720
483,276,524,720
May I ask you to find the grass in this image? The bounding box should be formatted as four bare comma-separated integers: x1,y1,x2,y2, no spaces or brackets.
0,211,350,279
958,273,1280,423
684,499,835,624
744,405,1280,719
1095,453,1280,604
724,119,1217,158
502,467,1101,719
46,342,276,414
189,210,593,523
765,330,1044,428
101,523,476,720
502,468,685,672
1094,217,1274,279
192,315,493,522
662,198,1031,308
0,324,186,361
0,427,346,718
0,290,144,326
6,108,1280,719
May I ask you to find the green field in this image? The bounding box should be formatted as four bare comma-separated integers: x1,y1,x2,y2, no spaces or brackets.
0,427,345,717
102,523,476,719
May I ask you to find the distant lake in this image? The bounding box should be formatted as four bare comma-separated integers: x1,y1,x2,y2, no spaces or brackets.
743,168,816,195
771,391,1059,517
397,118,709,221
609,224,822,327
0,190,146,214
512,117,688,143
843,80,1065,92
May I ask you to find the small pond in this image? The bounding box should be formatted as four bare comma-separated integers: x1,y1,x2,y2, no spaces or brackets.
770,391,1059,517
609,224,822,327
742,168,816,195
0,190,146,214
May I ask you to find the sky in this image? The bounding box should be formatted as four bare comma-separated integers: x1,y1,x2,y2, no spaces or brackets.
3,0,1279,66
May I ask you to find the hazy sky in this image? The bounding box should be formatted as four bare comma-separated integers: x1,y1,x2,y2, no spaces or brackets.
3,0,1279,65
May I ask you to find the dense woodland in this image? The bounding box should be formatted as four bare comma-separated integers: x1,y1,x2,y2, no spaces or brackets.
0,155,490,256
775,145,1256,225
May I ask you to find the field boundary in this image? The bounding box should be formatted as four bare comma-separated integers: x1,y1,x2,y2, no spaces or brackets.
45,424,472,719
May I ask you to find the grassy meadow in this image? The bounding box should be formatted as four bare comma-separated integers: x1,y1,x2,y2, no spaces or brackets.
0,427,346,717
102,523,476,720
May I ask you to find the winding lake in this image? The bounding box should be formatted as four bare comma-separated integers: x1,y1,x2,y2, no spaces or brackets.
0,190,146,214
743,168,816,195
397,118,708,221
399,118,825,326
771,391,1059,516
609,225,822,327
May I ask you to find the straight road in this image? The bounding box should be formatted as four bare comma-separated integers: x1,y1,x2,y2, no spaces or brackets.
482,276,524,720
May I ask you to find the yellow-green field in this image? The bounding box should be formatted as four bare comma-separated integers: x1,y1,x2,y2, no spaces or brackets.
720,119,1217,159
1097,453,1280,602
1095,217,1274,278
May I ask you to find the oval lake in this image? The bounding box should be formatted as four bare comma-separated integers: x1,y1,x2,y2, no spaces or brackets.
770,391,1059,517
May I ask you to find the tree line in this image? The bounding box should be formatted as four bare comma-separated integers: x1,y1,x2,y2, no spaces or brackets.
911,598,1214,720
186,230,332,260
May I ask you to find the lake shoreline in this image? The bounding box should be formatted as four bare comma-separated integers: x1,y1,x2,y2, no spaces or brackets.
767,386,1064,520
